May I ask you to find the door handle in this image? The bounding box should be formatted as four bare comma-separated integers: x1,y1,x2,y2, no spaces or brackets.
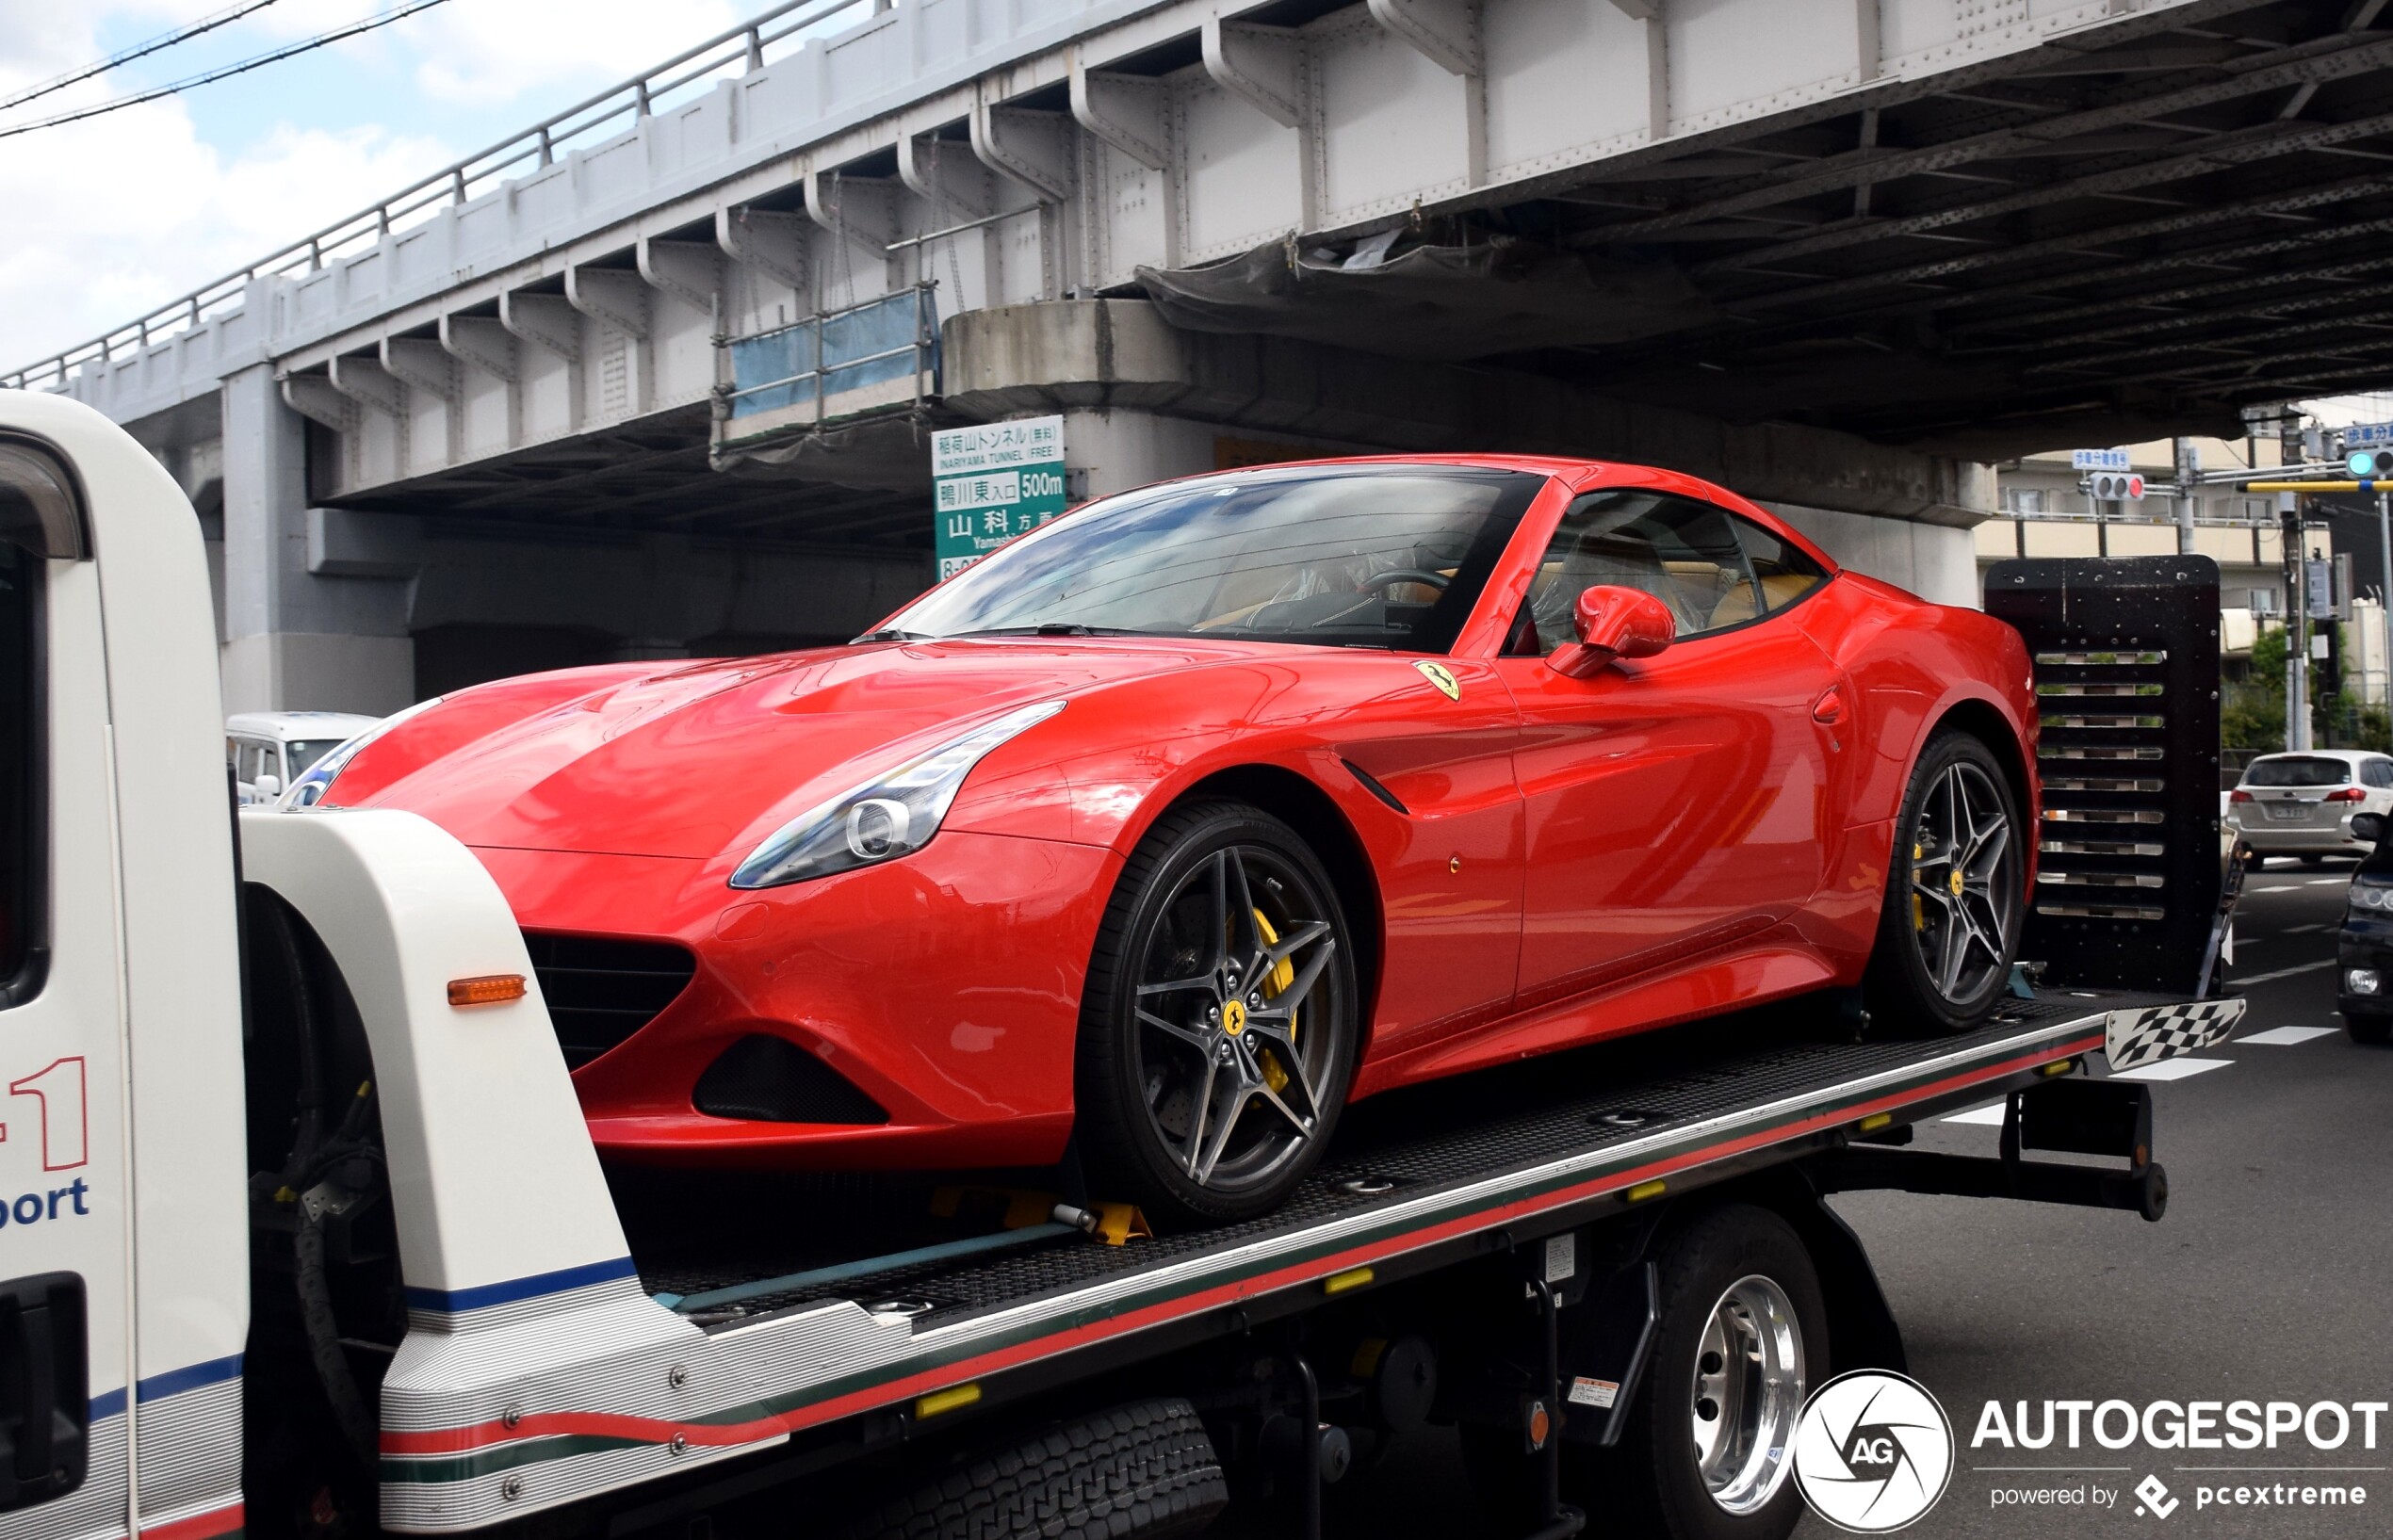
0,1273,87,1511
1811,688,1847,726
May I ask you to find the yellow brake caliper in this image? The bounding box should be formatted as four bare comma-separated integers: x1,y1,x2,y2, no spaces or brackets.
1912,842,1927,931
1252,910,1297,1093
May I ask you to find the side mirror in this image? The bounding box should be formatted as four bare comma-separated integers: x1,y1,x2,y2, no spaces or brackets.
252,773,282,800
1546,586,1676,680
2354,811,2385,844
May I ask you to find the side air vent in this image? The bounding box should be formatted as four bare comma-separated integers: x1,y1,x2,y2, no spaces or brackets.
520,932,696,1069
692,1035,889,1125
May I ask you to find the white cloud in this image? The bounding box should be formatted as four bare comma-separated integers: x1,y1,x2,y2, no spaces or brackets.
0,0,760,370
405,0,746,108
0,97,450,367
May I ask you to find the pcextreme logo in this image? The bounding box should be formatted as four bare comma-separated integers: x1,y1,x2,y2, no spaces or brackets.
1793,1370,1957,1533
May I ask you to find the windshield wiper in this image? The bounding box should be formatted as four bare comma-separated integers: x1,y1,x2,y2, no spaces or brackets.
952,624,1135,638
852,628,932,643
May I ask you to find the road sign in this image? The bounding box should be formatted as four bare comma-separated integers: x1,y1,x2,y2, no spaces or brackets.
2343,421,2393,447
2089,471,2145,502
2071,448,2131,471
933,416,1067,580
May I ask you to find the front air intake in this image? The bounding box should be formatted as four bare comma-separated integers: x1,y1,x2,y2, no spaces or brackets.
520,932,696,1069
692,1035,889,1124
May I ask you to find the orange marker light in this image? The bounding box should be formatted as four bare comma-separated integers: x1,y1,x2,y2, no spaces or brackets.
448,974,528,1008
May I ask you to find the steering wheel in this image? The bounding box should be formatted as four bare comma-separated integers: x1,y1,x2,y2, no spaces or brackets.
1359,568,1451,593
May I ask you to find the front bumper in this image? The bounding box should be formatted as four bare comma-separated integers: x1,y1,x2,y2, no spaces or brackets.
2337,914,2393,1020
469,832,1121,1169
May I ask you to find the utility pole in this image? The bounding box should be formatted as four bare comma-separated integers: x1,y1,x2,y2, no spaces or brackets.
2173,437,2200,556
2380,488,2392,742
2285,494,2308,752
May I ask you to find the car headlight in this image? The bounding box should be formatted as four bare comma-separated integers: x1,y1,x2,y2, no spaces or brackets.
2351,884,2393,913
730,700,1066,889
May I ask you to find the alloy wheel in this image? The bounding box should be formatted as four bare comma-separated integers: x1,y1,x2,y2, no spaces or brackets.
1131,844,1342,1196
1688,1273,1806,1516
1908,760,2018,1004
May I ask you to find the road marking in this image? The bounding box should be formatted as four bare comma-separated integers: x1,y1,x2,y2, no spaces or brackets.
2308,877,2349,886
2110,1057,2234,1082
2280,923,2331,934
1942,1103,2008,1126
2238,1025,2339,1046
2234,959,2336,985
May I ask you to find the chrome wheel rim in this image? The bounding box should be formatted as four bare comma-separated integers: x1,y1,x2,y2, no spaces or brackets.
1690,1273,1805,1516
1908,760,2018,1003
1131,844,1342,1195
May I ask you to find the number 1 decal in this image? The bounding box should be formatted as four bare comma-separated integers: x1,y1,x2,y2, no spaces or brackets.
8,1059,89,1172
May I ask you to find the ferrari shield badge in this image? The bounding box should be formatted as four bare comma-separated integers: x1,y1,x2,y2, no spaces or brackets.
1413,660,1462,701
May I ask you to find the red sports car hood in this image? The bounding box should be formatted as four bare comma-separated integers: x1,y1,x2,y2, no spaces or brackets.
345,639,1256,858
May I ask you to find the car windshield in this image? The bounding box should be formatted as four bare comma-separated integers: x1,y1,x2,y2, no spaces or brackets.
2244,756,2352,787
886,465,1547,653
285,739,350,776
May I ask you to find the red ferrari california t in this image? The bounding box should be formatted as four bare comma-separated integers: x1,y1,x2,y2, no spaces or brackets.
313,457,2034,1223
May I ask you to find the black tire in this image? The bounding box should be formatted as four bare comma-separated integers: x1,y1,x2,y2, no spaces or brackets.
1564,1205,1829,1540
1076,800,1359,1226
2301,855,2329,869
1864,731,2026,1034
842,1398,1229,1540
2345,1012,2393,1046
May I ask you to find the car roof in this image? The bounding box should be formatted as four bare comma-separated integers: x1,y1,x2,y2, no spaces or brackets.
226,711,383,740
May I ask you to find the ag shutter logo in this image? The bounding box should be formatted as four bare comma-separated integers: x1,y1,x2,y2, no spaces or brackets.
1793,1370,1957,1532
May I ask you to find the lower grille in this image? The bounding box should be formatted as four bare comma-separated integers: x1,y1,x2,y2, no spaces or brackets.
521,932,696,1069
693,1035,888,1125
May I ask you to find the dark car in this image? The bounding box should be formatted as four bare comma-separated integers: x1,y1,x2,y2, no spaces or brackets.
2337,812,2393,1044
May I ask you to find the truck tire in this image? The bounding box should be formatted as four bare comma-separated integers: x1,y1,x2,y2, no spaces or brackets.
1570,1204,1828,1540
2345,1011,2393,1046
843,1398,1229,1540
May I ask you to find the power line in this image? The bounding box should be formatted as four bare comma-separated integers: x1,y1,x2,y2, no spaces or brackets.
0,0,453,142
0,0,290,114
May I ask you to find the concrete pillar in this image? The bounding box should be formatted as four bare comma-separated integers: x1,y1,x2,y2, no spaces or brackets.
220,365,416,714
1062,409,1220,498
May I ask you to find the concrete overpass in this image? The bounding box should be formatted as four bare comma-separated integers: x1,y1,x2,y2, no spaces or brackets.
13,0,2393,709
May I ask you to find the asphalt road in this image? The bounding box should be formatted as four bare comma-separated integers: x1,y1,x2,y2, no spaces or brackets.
1284,862,2393,1540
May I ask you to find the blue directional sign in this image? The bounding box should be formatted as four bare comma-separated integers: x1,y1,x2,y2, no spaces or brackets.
2071,448,2131,471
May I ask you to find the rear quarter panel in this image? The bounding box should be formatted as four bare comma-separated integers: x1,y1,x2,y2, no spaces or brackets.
1791,573,2039,962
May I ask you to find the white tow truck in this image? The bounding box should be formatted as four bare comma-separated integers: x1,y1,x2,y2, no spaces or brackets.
0,391,2241,1540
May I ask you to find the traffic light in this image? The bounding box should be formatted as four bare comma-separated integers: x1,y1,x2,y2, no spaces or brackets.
2346,448,2393,478
2089,472,2145,501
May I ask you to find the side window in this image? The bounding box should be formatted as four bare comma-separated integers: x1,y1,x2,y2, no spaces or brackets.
1512,490,1759,655
1,540,30,997
1733,517,1830,615
1,437,79,1008
2368,759,2393,789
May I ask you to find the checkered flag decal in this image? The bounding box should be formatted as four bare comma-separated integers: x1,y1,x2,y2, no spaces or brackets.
2105,998,2244,1071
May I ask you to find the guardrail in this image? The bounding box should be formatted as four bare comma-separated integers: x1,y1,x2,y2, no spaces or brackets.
1,0,881,394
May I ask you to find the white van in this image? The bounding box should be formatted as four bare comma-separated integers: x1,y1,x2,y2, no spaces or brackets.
225,710,382,803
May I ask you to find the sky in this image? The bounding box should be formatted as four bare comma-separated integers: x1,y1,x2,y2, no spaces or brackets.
0,0,751,370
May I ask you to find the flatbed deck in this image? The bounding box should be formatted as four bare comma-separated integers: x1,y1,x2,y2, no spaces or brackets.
359,988,2247,1533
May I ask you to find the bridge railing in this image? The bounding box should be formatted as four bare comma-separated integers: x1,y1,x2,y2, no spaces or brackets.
713,284,940,461
2,0,885,395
